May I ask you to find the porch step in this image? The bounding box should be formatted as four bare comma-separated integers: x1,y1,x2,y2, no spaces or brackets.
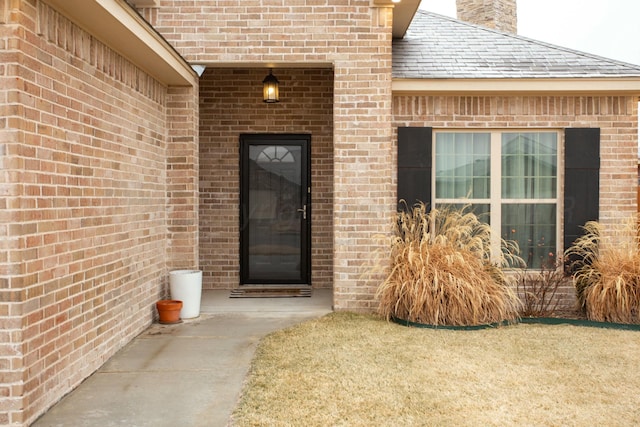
229,286,312,298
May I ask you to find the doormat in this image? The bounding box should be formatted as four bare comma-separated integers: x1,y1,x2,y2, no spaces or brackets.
230,287,312,298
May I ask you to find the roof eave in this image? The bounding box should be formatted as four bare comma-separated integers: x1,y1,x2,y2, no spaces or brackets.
371,0,422,39
42,0,196,87
392,77,640,97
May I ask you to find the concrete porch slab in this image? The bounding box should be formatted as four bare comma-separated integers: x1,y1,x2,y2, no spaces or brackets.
32,289,333,427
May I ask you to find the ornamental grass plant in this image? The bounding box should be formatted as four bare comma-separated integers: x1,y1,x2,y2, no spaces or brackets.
564,218,640,323
375,203,522,326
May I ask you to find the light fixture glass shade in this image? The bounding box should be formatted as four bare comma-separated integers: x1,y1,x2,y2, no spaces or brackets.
263,70,279,103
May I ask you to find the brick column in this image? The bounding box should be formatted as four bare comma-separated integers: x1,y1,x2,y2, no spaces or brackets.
332,6,395,312
166,85,200,274
0,73,27,427
1,3,30,424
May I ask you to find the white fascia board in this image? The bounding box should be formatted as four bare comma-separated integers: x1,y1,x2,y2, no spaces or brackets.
42,0,196,87
393,78,640,97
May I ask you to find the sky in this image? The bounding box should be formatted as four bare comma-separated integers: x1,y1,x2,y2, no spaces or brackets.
419,0,640,66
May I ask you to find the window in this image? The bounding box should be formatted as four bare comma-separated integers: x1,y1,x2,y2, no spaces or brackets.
434,131,559,268
255,146,295,163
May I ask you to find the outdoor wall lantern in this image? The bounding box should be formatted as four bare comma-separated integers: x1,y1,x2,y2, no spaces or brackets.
263,69,280,103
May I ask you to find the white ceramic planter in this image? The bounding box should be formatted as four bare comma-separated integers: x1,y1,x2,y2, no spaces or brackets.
169,270,202,319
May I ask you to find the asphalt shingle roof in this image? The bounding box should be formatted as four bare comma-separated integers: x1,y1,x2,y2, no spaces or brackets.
393,11,640,79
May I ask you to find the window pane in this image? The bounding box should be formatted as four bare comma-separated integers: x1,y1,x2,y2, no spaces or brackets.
436,133,490,199
502,133,557,199
502,204,556,268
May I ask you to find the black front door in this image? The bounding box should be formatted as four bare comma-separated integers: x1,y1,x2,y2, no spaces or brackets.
240,134,311,285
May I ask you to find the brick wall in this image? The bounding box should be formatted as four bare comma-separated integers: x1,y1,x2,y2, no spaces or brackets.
457,0,518,33
199,68,333,289
167,85,199,272
143,0,396,309
0,2,192,425
393,94,639,310
0,3,23,424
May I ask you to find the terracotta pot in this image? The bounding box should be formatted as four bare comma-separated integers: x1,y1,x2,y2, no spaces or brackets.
156,300,183,324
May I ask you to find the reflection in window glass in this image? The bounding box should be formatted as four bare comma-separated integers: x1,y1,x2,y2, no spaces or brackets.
502,133,557,199
502,204,556,268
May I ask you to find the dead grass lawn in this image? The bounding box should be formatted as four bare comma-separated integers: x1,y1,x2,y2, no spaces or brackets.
231,312,640,426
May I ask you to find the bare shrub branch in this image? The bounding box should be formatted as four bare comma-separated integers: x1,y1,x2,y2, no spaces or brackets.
515,260,567,317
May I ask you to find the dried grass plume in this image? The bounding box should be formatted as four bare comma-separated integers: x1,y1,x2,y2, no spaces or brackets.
565,217,640,323
374,202,522,326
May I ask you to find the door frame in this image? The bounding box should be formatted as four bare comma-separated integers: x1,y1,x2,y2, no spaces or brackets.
239,134,312,285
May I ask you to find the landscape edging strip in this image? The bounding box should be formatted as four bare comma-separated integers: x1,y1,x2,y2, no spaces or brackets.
391,316,640,331
519,317,640,331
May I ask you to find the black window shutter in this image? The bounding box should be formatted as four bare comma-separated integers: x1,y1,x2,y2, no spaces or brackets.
564,128,600,256
397,127,432,211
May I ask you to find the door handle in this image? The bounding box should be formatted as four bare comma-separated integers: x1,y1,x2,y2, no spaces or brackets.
297,205,307,220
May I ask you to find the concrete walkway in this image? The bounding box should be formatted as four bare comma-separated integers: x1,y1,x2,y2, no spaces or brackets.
32,289,333,427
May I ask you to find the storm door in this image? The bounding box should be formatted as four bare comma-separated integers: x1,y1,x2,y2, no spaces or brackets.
240,134,311,285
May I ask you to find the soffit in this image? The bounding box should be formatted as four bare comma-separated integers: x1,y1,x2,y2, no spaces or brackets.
393,78,640,97
392,0,422,39
42,0,195,87
128,0,159,6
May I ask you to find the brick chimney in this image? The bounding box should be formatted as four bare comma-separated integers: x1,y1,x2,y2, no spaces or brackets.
457,0,517,34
